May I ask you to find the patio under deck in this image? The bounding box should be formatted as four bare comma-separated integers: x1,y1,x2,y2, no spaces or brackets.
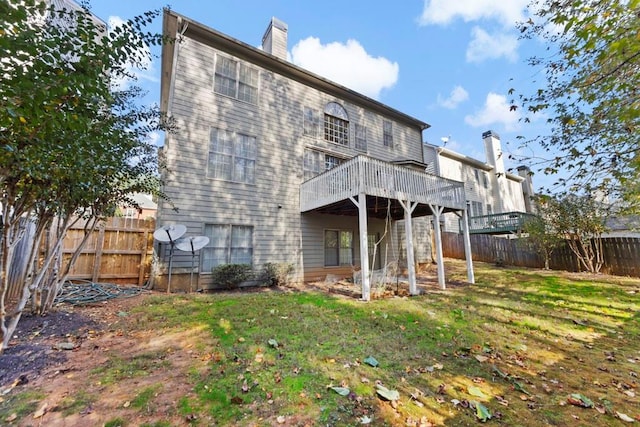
300,155,475,300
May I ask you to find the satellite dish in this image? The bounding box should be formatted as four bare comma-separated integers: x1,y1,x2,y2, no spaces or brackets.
175,236,209,253
153,224,186,294
153,224,186,243
175,235,210,293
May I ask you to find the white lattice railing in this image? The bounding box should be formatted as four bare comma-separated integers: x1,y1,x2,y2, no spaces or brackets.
300,155,466,212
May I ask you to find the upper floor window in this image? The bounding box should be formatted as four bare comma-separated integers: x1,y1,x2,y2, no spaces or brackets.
214,55,258,104
383,120,393,147
324,102,349,145
354,124,367,151
208,128,256,184
303,148,344,181
483,172,489,188
303,107,320,137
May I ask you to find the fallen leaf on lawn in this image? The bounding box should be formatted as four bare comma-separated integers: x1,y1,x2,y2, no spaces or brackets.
436,383,446,394
567,393,594,408
364,356,379,367
254,353,264,363
542,383,552,393
475,355,489,363
268,338,279,348
435,396,445,404
230,396,243,404
123,401,131,408
433,363,444,370
329,386,350,396
595,404,606,414
496,396,509,406
361,377,370,383
473,401,492,422
5,413,17,422
33,402,48,418
624,390,636,398
359,415,373,424
376,384,400,401
451,399,461,407
616,412,635,422
241,380,249,393
237,337,245,342
468,386,488,399
277,415,286,424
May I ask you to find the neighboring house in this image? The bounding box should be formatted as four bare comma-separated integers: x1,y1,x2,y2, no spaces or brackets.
423,131,535,235
156,10,474,298
120,193,157,220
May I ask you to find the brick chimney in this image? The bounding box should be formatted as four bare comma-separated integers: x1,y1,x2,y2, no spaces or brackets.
262,17,288,60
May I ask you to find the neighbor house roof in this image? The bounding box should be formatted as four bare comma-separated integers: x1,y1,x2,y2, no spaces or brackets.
160,9,429,131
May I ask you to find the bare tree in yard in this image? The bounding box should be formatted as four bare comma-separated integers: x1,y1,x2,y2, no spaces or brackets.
0,1,170,353
534,194,609,273
512,0,639,210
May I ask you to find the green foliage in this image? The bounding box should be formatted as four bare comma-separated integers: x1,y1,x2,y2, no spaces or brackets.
0,0,173,352
260,262,294,287
515,0,639,207
532,193,609,272
104,418,127,427
211,264,252,289
521,211,563,269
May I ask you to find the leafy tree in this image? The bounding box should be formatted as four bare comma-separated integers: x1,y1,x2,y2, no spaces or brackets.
521,210,563,270
514,0,639,207
533,194,609,273
0,1,170,353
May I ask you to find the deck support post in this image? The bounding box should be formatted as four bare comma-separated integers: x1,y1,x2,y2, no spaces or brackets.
349,193,370,301
399,199,419,295
429,204,446,289
461,204,475,284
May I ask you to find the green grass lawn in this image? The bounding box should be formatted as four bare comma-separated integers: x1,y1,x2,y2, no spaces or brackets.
2,260,639,426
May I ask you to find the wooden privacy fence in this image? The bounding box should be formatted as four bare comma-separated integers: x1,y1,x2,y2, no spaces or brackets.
63,217,156,285
442,232,640,277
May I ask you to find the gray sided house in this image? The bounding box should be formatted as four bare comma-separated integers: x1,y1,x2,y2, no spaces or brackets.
156,10,474,299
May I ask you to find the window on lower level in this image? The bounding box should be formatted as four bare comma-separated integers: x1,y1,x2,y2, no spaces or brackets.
325,229,353,266
201,224,253,272
208,128,256,184
214,54,258,104
303,148,344,180
383,120,393,147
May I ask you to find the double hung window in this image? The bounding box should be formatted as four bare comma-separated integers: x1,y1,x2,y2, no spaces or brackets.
214,55,258,104
202,224,253,271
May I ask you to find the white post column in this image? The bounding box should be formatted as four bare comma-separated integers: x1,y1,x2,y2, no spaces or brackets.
461,204,475,284
349,193,370,301
429,204,446,289
399,200,419,295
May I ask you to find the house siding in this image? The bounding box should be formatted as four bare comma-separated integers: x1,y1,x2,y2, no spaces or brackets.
158,32,428,288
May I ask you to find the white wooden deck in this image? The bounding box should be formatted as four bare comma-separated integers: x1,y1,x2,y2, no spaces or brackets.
300,155,466,213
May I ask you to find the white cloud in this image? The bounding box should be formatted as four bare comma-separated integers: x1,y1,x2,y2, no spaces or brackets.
290,37,398,99
465,92,520,131
107,16,158,89
437,85,469,109
418,0,528,27
466,27,518,63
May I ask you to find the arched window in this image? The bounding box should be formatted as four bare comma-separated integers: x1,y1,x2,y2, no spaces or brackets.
324,102,349,145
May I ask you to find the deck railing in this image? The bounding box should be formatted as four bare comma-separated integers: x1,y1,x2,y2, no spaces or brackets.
300,155,466,212
462,211,538,234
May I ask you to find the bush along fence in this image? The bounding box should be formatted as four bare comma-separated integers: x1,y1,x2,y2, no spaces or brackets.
441,232,640,277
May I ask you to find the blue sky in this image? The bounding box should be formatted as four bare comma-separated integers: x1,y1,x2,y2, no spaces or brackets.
88,0,552,190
